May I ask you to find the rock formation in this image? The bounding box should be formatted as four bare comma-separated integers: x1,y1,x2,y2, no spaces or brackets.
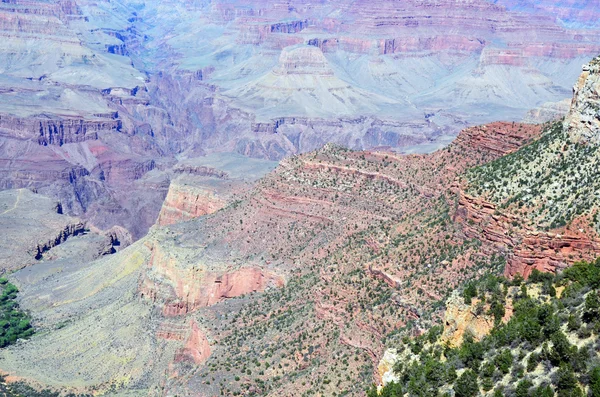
456,190,600,278
157,183,227,226
565,56,600,143
0,188,134,273
2,4,600,396
0,119,544,395
0,189,85,272
440,291,495,348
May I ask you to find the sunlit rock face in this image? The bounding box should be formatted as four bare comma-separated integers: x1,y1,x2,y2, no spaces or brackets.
565,57,600,143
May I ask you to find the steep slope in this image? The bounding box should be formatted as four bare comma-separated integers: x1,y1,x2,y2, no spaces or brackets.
461,56,600,277
375,262,600,396
5,75,600,394
157,153,278,226
373,55,600,397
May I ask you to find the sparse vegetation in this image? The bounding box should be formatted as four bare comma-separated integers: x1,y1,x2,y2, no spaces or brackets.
467,121,600,233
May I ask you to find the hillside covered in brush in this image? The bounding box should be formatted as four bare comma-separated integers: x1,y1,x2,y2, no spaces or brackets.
374,259,600,397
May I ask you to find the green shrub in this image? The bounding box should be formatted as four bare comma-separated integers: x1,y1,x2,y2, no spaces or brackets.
590,367,600,397
454,369,479,397
494,349,513,375
0,281,34,347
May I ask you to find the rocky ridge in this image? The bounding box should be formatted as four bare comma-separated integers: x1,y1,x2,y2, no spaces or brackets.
374,55,600,394
565,56,600,143
4,63,600,394
0,188,133,273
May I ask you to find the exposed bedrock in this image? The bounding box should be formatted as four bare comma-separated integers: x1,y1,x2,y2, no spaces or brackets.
173,320,212,365
139,237,285,317
565,58,600,143
156,182,227,226
441,290,495,348
455,58,600,278
0,114,121,146
455,190,600,279
0,189,87,272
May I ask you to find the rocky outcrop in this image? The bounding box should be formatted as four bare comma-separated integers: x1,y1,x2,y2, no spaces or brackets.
270,20,310,34
173,164,228,178
174,321,211,365
104,225,133,248
139,238,285,316
0,189,86,271
156,182,227,226
377,349,401,387
94,159,156,184
273,45,334,76
450,123,540,157
456,190,600,278
31,221,86,260
441,291,495,348
565,57,600,143
0,114,121,146
457,59,600,279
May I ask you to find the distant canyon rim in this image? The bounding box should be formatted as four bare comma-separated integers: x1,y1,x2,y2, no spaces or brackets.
0,0,599,238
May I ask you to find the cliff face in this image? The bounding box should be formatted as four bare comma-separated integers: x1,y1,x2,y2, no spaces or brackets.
139,237,285,316
156,182,227,226
1,0,599,241
565,57,600,143
0,189,85,272
456,191,600,278
0,114,121,145
2,120,542,395
440,290,496,348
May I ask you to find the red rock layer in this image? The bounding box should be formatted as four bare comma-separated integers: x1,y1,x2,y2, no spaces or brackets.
450,122,540,157
156,184,226,226
174,321,211,365
455,191,600,278
138,240,285,317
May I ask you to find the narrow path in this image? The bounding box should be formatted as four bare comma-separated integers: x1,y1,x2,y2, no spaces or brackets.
0,189,23,216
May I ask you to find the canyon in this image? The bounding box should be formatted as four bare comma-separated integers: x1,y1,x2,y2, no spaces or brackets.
1,1,600,396
0,116,568,395
0,0,599,239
